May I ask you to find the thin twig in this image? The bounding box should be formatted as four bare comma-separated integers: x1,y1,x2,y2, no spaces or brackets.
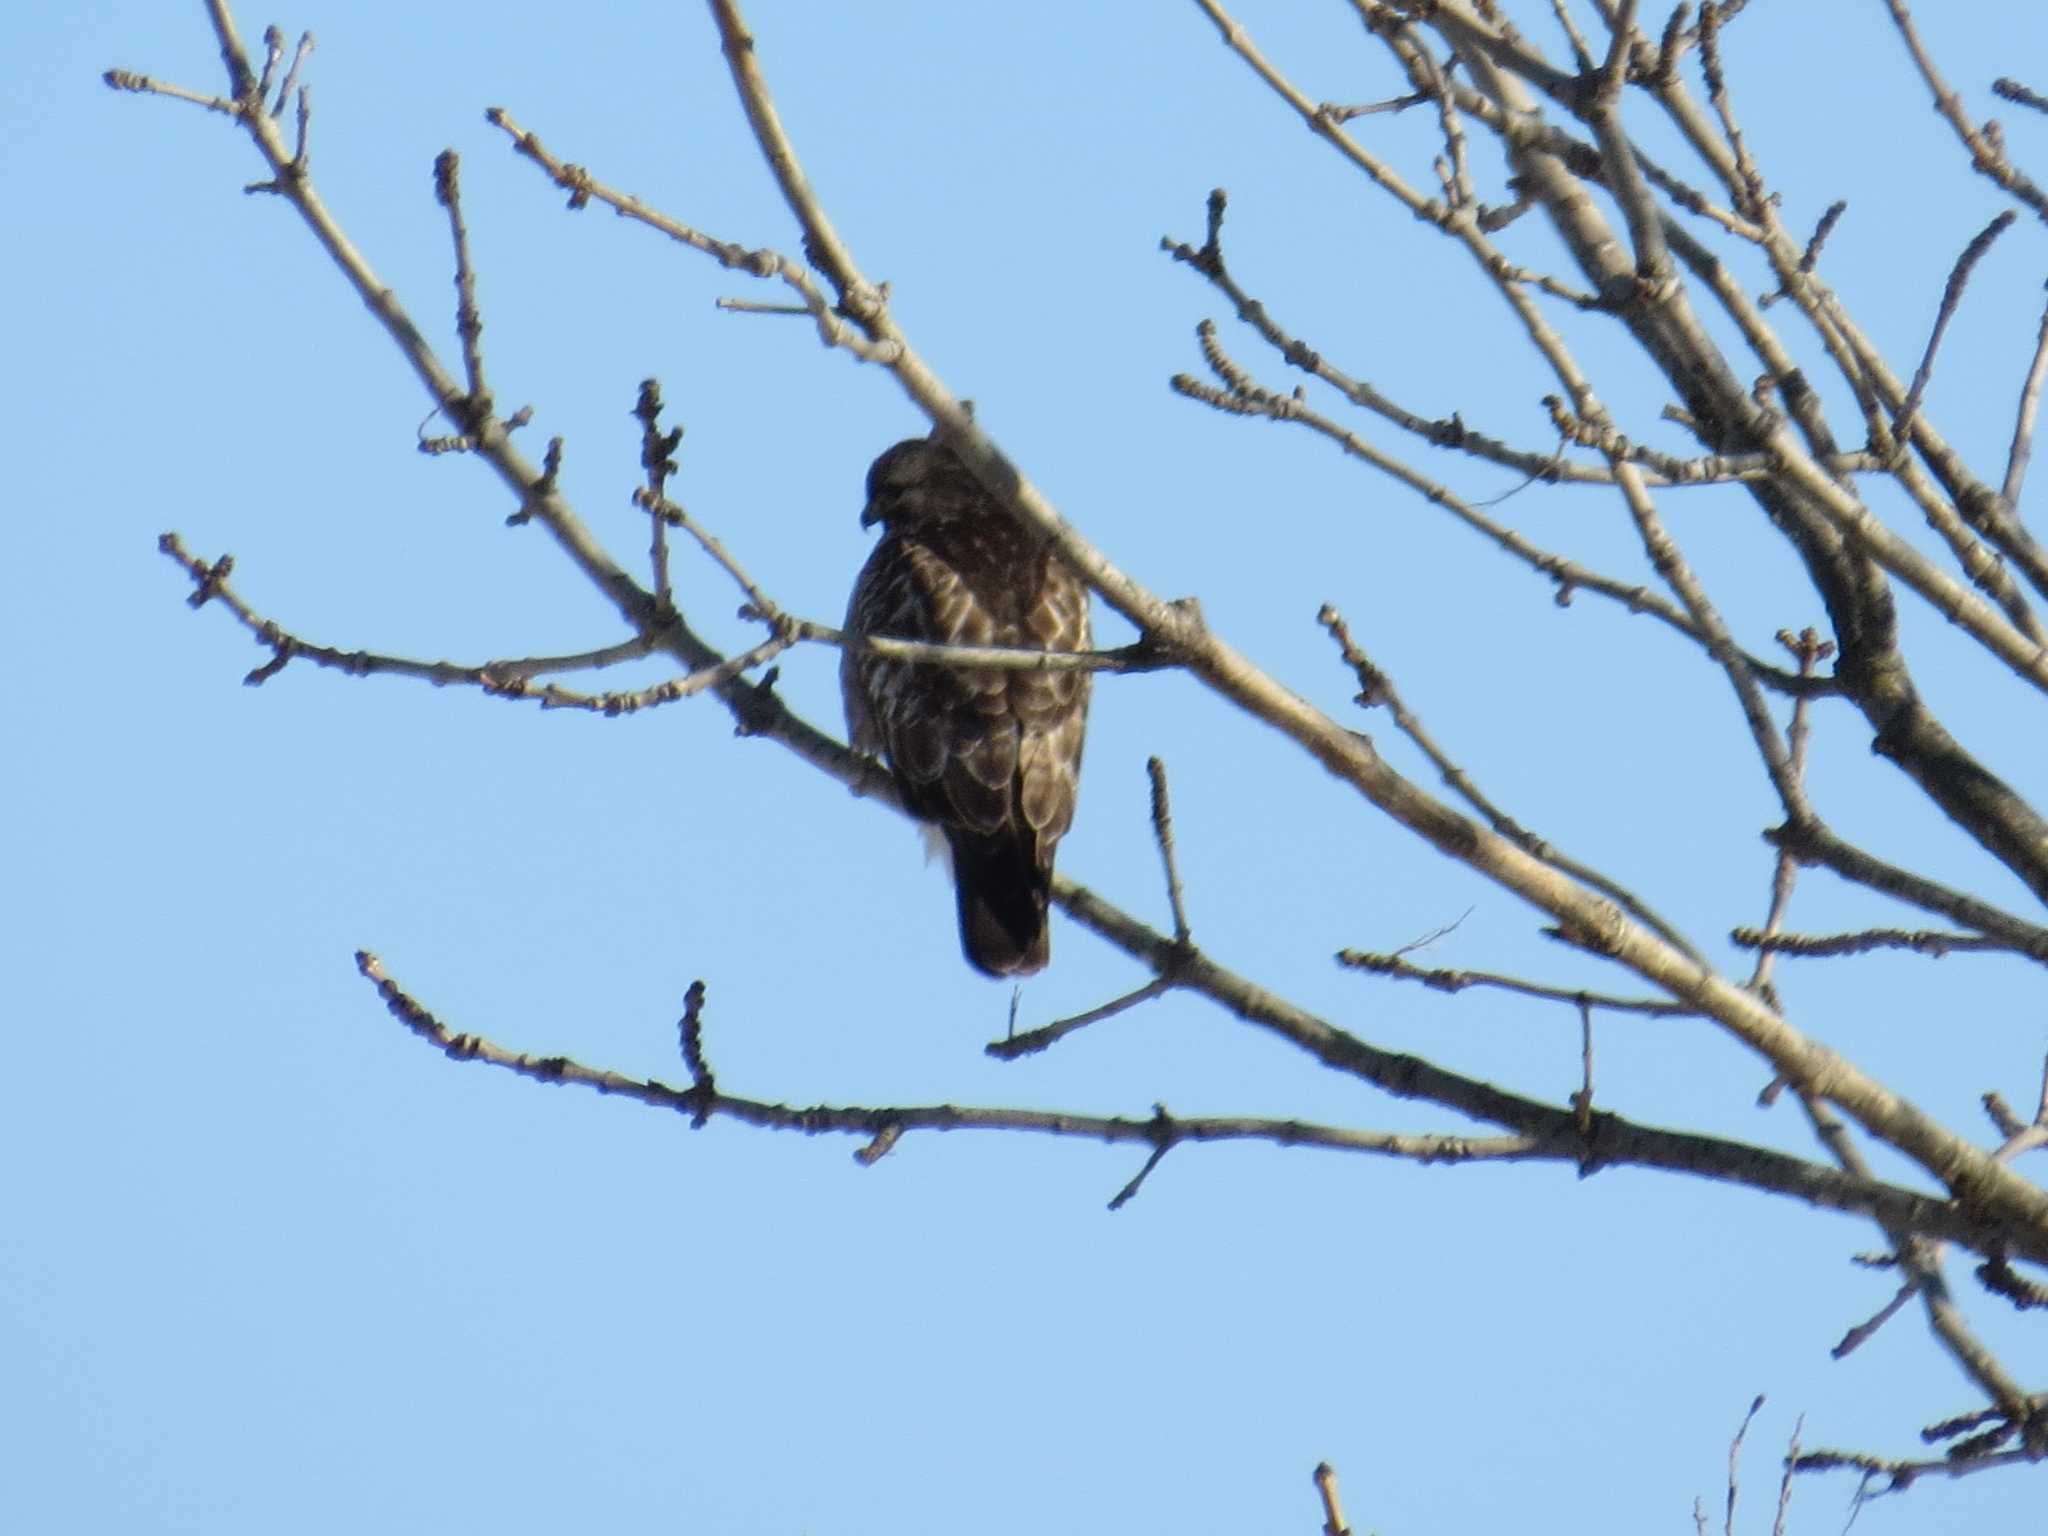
1797,199,1846,274
1765,819,2048,964
1322,91,1431,121
1994,78,2048,117
1572,999,1597,1144
1695,0,1766,219
1337,950,1693,1016
1833,1281,1915,1359
1793,1442,2039,1491
1745,627,1833,1002
1319,601,1711,962
101,67,239,116
1732,926,2008,960
677,979,715,1127
797,620,1166,675
1884,0,2048,221
158,533,592,679
1426,49,1475,208
1760,200,1847,309
270,29,312,119
1975,1254,2048,1311
985,977,1174,1061
2003,289,2048,513
1176,317,1833,698
1794,1091,2040,1442
157,531,782,713
1548,0,1598,73
1772,1417,1802,1536
1725,1394,1763,1536
632,379,684,610
432,149,491,419
641,491,777,623
253,25,281,104
712,296,811,316
486,106,901,365
1106,1107,1176,1210
1895,211,2019,443
1147,757,1193,947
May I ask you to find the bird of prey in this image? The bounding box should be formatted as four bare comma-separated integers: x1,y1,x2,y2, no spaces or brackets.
842,437,1092,977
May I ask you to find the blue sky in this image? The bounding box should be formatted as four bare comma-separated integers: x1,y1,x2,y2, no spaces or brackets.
10,2,2048,1531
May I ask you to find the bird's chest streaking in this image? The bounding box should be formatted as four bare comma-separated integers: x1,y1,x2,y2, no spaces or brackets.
843,438,1092,977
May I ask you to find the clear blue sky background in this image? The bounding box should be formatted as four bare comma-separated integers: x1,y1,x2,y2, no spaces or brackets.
10,3,2048,1531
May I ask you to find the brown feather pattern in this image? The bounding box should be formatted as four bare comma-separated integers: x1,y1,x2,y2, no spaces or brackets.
843,438,1091,977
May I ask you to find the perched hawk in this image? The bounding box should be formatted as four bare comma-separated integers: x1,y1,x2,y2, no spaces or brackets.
842,437,1092,977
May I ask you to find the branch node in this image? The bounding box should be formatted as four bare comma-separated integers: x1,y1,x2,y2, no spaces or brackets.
1106,1105,1177,1210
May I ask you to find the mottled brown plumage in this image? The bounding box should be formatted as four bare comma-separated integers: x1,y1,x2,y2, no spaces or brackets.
842,438,1091,977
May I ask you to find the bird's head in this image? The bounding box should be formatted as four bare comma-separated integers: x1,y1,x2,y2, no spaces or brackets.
860,436,979,529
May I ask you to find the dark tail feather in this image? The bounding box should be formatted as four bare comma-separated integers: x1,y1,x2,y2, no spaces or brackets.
947,829,1051,978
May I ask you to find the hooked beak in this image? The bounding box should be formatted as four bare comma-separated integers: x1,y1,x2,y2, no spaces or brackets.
859,496,883,529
